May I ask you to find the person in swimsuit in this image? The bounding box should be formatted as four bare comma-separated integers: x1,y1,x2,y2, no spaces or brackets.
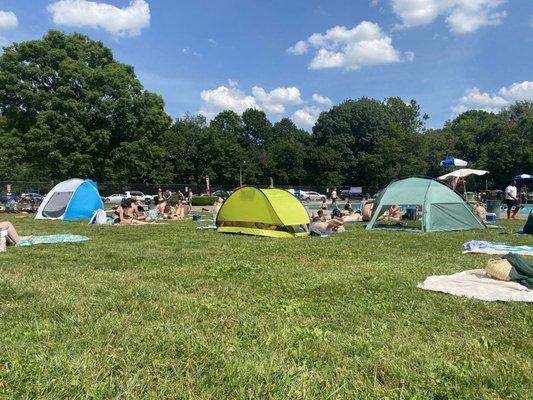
0,221,21,244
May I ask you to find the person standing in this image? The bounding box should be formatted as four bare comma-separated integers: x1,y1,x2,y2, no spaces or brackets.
505,179,520,220
331,187,338,207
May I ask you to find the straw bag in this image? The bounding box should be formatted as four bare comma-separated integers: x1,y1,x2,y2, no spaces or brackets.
484,258,512,281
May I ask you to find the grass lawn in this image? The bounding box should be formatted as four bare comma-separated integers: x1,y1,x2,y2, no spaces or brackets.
0,215,531,399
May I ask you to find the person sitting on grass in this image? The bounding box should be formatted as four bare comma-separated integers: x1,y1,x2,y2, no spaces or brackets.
473,202,487,221
362,199,374,222
132,199,147,222
311,210,325,223
321,198,327,210
0,221,21,244
115,198,145,225
387,205,401,221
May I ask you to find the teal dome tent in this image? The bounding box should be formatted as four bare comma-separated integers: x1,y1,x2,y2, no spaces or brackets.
366,177,485,232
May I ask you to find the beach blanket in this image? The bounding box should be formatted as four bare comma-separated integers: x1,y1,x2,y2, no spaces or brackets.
462,241,533,256
15,234,89,247
417,269,533,302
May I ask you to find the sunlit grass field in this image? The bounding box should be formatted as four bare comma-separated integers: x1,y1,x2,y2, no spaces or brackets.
0,215,531,399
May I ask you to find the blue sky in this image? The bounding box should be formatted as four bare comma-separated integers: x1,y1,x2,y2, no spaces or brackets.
0,0,532,129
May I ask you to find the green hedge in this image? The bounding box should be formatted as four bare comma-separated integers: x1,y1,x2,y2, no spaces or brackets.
192,196,218,206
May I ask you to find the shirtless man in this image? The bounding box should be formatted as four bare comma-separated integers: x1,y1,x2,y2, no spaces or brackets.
311,218,344,235
362,199,374,222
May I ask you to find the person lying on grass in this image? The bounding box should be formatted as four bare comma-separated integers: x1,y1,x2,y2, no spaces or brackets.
311,209,344,235
0,221,21,244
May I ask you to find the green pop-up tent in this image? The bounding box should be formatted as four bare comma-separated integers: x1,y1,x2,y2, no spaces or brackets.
366,177,485,232
216,187,310,238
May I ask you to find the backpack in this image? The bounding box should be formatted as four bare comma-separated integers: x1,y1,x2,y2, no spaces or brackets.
89,209,108,225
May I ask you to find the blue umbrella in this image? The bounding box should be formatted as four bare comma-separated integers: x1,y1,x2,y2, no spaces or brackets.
440,157,468,167
515,174,532,180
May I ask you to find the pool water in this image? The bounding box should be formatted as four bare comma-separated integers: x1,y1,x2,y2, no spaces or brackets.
521,205,532,215
306,203,362,212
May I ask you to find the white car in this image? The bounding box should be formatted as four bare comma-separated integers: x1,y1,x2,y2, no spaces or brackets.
126,191,154,203
104,193,125,204
301,191,327,201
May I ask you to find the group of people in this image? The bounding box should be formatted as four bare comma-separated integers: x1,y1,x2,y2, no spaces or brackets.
114,188,193,224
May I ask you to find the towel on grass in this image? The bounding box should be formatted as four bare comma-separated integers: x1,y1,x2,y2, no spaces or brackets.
463,241,533,256
418,269,533,302
15,234,89,247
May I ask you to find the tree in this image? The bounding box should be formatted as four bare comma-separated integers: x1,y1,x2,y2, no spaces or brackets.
0,30,171,182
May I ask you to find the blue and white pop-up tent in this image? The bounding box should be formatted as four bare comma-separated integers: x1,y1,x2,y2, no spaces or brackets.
36,179,104,220
440,157,468,167
515,174,532,180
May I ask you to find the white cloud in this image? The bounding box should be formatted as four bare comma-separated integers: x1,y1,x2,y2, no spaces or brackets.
0,11,18,30
312,93,333,106
498,81,533,102
252,86,302,113
47,0,150,37
199,85,305,119
451,81,533,115
286,40,308,55
199,85,259,120
287,21,408,71
292,106,323,129
392,0,506,34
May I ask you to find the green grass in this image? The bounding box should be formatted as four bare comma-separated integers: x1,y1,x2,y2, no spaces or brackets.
0,215,531,399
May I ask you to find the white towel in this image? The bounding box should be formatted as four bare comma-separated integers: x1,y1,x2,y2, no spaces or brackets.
418,269,533,302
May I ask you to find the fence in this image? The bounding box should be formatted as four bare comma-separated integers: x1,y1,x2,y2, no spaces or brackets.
0,181,380,198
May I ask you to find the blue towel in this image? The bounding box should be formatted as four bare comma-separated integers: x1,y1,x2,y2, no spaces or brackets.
463,240,533,255
16,234,89,247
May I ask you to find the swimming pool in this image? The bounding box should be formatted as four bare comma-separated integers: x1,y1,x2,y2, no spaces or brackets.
520,205,532,215
306,203,362,212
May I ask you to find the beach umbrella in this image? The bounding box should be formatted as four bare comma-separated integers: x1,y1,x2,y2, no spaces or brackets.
438,169,489,180
440,157,468,167
515,174,532,180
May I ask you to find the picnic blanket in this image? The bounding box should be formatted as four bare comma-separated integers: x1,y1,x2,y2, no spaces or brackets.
462,240,533,256
417,269,533,302
15,234,89,247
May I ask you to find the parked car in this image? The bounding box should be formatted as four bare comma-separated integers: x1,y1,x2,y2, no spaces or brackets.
340,187,364,200
301,191,327,201
126,191,153,204
104,193,126,204
211,190,231,199
21,193,44,202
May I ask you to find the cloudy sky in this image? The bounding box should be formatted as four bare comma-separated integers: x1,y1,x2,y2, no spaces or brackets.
0,0,532,129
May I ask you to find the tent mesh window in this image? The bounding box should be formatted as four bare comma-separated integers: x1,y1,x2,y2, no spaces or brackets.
42,192,72,218
219,221,305,234
373,204,423,231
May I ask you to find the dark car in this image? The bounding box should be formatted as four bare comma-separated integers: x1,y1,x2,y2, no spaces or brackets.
211,190,231,199
340,187,364,200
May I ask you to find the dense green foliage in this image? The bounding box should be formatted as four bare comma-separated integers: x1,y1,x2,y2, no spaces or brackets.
0,216,531,398
0,31,531,189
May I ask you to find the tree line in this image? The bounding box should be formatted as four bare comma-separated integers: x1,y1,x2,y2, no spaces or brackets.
0,31,531,190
